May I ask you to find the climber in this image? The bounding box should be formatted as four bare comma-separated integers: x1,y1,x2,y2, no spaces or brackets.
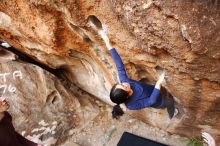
98,30,175,119
0,97,42,146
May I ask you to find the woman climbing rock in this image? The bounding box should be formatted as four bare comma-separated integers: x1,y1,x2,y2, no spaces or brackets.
98,30,175,119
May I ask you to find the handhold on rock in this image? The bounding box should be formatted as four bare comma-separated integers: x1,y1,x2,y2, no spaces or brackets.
87,15,103,31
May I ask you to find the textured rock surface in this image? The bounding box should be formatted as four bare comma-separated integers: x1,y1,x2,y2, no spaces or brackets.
0,47,100,145
0,0,220,143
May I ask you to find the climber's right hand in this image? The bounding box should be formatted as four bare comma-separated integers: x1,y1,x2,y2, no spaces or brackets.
158,72,165,85
155,72,165,89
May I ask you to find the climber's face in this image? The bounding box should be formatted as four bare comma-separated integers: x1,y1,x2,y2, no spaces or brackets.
116,82,133,96
0,99,9,113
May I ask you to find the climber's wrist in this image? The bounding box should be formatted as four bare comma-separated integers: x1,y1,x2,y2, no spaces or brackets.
106,43,113,50
155,81,162,89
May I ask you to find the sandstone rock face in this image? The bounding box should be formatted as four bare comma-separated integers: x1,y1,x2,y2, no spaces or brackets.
0,0,220,143
0,47,100,144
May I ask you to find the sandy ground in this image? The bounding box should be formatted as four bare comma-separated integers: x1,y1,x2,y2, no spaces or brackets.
61,104,189,146
23,80,191,146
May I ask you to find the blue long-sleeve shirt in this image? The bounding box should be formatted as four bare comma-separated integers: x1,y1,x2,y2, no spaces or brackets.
109,48,163,110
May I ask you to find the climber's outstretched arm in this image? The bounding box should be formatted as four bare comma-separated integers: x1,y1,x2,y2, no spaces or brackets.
99,30,129,82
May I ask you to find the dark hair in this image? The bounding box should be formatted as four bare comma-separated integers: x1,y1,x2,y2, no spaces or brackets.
110,84,129,119
112,104,124,119
110,84,129,104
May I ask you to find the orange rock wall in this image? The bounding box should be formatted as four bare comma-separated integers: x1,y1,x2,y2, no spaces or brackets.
0,0,219,142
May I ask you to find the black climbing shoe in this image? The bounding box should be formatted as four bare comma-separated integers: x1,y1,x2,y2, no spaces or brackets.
166,95,175,119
